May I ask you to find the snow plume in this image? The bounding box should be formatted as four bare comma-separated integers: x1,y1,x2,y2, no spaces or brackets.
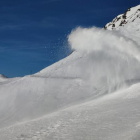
68,27,140,61
67,27,140,93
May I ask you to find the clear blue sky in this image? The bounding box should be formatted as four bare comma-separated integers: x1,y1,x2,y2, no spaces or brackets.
0,0,139,77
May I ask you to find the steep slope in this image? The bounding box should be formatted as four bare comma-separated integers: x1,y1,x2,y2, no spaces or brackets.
1,27,140,129
105,5,140,31
0,4,140,140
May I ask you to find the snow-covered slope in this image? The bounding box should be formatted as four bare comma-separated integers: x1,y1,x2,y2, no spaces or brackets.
1,83,140,140
0,74,8,82
105,5,140,31
105,4,140,52
0,4,140,140
1,33,140,129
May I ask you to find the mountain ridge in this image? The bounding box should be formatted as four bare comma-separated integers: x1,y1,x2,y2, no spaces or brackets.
104,4,140,30
0,74,8,78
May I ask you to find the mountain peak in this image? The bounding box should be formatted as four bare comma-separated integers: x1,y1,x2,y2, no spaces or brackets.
0,74,8,79
104,4,140,30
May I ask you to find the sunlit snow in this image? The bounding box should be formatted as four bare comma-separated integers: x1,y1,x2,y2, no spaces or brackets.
0,4,140,140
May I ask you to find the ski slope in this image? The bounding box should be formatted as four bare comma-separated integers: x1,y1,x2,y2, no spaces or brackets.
0,4,140,140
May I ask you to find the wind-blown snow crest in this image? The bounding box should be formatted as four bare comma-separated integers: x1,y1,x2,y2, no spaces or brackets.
67,27,140,91
68,27,140,61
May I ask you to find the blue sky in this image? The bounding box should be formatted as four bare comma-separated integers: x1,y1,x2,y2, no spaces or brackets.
0,0,139,77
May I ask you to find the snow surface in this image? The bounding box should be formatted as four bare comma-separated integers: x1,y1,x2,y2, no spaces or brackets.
0,4,140,140
0,74,8,82
105,5,140,31
1,83,140,140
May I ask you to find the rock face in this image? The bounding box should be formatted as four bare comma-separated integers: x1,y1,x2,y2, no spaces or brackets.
104,5,140,30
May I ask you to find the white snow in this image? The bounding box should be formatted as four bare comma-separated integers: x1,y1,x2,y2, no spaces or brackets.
105,5,140,31
0,4,140,140
0,74,8,82
1,83,140,140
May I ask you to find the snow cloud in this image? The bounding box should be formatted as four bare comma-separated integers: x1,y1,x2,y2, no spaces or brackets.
68,27,140,61
67,27,140,93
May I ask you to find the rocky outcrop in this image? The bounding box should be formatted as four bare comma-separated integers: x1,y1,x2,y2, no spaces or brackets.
104,5,140,30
